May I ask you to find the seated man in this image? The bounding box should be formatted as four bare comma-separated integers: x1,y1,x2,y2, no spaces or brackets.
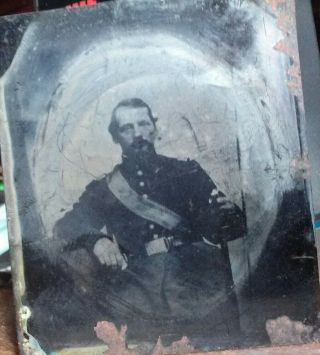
31,98,246,350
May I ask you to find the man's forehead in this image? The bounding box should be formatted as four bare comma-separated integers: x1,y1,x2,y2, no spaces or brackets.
115,106,150,125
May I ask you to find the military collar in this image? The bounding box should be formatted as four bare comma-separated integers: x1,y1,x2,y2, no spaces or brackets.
120,152,165,176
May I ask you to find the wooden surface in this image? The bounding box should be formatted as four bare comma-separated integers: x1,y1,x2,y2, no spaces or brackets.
0,0,33,16
0,287,19,355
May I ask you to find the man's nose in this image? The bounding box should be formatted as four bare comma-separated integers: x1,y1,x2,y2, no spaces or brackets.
133,125,143,138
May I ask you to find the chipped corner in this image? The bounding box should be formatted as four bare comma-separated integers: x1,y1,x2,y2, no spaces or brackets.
19,305,47,355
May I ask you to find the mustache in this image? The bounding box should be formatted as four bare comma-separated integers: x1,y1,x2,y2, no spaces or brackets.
130,137,152,149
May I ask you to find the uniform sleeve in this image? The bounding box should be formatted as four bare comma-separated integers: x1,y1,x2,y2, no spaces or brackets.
188,161,246,244
52,180,106,253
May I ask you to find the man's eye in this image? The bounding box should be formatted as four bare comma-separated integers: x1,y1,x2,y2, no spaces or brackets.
119,125,132,133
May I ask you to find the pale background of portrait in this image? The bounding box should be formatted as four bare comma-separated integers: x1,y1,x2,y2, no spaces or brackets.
31,8,300,286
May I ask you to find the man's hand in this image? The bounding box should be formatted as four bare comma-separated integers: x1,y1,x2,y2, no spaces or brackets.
210,188,246,241
210,188,234,209
93,236,127,270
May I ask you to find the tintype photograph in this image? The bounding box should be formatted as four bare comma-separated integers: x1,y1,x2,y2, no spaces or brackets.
0,0,319,353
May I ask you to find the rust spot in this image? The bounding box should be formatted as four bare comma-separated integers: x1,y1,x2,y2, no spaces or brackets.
277,12,294,34
288,64,301,78
94,321,137,355
266,315,314,345
265,0,303,101
287,79,300,90
290,157,311,180
273,39,295,58
94,321,194,355
265,0,286,12
151,336,194,355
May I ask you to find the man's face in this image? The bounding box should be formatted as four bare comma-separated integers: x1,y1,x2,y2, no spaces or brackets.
114,106,157,155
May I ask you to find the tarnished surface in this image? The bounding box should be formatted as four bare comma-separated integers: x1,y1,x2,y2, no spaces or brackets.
0,0,318,353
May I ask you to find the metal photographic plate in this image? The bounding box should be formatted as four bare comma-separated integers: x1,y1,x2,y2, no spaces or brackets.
0,0,319,353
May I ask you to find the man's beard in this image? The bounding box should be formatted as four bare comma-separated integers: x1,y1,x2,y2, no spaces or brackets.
125,137,156,162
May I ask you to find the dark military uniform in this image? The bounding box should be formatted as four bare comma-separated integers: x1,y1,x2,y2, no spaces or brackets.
31,154,245,350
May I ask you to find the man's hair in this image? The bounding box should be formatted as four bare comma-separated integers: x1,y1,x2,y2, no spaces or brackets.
108,98,157,142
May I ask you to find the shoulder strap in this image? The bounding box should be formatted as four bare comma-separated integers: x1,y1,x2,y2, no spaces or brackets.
106,166,182,231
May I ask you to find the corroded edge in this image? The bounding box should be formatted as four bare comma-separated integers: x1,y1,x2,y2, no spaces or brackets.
0,75,28,353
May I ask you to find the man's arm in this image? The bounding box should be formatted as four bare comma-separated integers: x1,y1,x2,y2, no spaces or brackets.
189,161,246,244
53,180,106,252
53,179,127,270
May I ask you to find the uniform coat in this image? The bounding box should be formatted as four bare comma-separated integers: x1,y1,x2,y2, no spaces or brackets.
31,154,246,349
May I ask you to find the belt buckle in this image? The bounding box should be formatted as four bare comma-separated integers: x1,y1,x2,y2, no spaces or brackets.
145,237,172,256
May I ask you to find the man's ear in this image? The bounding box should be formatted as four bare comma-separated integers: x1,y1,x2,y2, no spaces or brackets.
154,126,161,141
